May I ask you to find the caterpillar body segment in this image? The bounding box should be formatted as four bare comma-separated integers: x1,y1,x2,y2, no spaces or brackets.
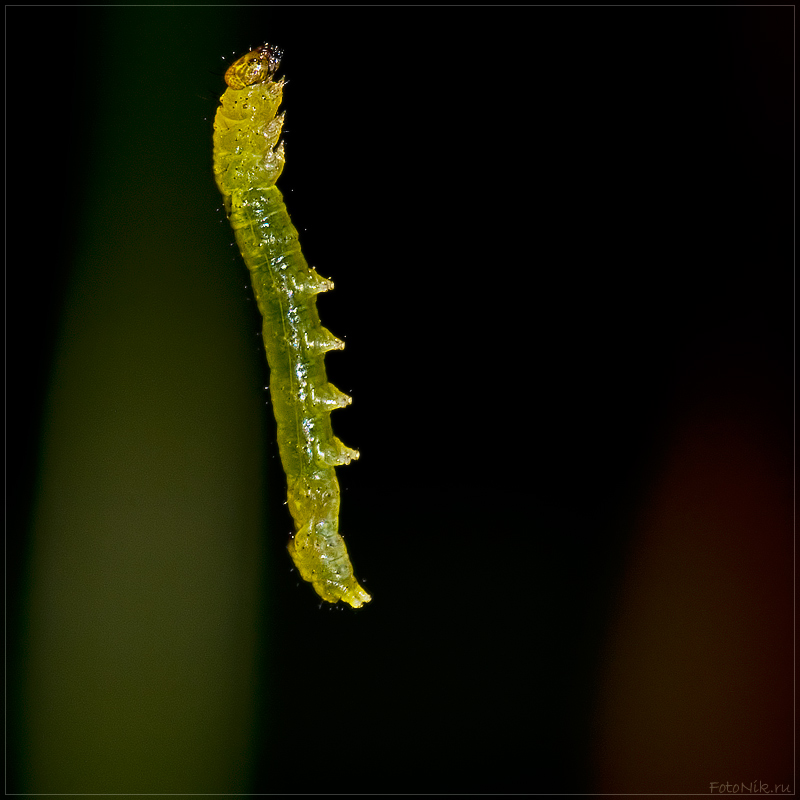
213,44,370,608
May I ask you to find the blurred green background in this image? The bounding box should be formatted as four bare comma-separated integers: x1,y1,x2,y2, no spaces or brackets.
7,6,793,794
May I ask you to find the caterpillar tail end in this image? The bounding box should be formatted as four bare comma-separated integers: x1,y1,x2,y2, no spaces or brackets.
320,576,372,609
287,537,371,609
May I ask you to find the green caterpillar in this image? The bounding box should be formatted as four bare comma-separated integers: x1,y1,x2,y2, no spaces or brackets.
213,43,370,608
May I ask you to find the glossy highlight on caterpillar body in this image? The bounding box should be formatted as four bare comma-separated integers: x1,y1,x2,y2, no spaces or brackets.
213,43,370,608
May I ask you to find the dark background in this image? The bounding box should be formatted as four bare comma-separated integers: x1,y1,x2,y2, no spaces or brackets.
7,6,793,794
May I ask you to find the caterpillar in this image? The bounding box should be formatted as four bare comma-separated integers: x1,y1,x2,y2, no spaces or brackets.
213,43,370,608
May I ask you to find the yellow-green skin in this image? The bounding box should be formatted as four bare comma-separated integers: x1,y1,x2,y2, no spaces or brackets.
213,44,370,608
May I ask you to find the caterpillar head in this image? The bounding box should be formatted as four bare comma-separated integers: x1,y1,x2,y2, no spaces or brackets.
225,42,282,89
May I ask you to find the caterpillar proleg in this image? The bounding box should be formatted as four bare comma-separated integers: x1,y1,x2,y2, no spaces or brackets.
213,43,370,608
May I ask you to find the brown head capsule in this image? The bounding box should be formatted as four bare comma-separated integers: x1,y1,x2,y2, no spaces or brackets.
224,42,283,89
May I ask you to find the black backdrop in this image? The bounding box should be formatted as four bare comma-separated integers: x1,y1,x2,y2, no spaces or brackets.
7,6,792,795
